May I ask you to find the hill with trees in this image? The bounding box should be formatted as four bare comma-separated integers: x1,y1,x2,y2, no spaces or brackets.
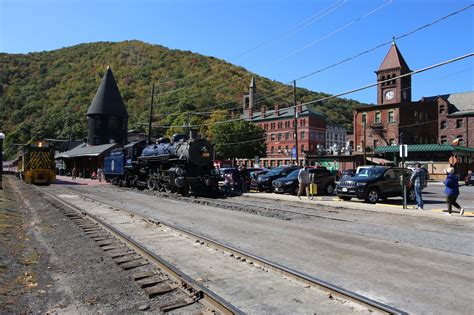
0,40,366,158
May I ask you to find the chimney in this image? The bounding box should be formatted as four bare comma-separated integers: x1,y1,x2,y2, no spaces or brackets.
248,107,253,119
275,104,280,116
261,105,266,118
297,102,302,113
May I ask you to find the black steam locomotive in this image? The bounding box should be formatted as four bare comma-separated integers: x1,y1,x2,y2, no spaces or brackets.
104,134,219,197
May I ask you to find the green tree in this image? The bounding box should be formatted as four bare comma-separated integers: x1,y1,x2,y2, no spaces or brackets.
210,119,266,160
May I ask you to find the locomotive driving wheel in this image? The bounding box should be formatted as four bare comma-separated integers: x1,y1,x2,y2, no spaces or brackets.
147,173,157,191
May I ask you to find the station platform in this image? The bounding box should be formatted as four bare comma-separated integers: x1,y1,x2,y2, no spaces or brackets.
54,175,109,186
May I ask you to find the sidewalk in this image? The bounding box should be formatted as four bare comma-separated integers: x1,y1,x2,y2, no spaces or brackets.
243,191,473,218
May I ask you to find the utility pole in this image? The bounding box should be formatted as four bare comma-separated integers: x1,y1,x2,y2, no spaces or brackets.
0,132,4,190
363,121,367,165
147,84,155,144
293,80,299,166
400,132,407,209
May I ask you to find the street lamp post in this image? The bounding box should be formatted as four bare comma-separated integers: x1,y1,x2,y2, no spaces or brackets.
0,132,5,189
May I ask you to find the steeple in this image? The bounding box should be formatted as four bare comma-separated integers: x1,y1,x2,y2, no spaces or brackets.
87,67,128,118
87,67,128,146
249,76,256,89
378,42,410,72
376,42,412,105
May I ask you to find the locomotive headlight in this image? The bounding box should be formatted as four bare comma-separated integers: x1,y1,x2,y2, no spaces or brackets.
175,167,185,176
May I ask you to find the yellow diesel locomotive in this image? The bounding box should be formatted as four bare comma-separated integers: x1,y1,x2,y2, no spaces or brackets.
18,140,56,185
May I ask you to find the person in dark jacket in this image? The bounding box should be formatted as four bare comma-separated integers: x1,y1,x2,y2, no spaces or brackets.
443,167,464,216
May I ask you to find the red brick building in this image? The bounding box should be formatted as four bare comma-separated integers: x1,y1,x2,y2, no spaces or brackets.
354,42,444,153
432,92,474,147
242,78,327,167
244,103,326,167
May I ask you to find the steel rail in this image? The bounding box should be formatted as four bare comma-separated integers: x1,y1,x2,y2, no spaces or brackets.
53,185,407,315
32,185,242,315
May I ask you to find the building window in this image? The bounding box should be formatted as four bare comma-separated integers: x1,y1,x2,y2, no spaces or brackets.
285,132,290,140
373,139,379,148
278,133,282,141
389,138,395,146
457,135,464,146
271,133,275,141
375,111,381,124
388,110,394,122
301,131,305,139
278,146,282,153
271,146,274,154
456,119,463,128
362,113,367,124
439,105,445,114
440,121,447,129
440,135,447,144
301,145,305,153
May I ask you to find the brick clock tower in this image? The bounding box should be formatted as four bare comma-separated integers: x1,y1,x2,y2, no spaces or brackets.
375,41,412,105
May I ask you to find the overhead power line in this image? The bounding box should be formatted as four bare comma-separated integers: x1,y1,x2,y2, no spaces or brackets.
295,3,473,82
154,3,473,119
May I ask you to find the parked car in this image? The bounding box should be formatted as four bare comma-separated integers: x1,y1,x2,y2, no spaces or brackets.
340,169,356,179
336,166,416,203
252,166,300,192
272,168,336,195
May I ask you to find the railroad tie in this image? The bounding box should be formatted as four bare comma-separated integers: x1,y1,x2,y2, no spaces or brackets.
101,243,125,251
96,239,117,246
120,259,149,270
158,297,196,312
144,283,176,298
109,249,135,259
114,254,141,264
135,275,167,288
130,270,157,281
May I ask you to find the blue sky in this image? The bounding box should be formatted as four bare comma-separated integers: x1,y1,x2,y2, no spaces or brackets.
1,0,473,104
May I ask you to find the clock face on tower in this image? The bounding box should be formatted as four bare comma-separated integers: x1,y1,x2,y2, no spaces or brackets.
385,90,395,101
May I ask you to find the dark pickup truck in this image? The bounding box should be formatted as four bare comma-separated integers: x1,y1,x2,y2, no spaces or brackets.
336,166,416,203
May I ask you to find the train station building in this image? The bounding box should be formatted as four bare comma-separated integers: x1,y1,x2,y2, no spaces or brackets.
55,66,128,177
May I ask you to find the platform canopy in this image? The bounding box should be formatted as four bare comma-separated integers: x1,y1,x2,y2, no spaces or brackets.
55,143,118,159
374,144,474,154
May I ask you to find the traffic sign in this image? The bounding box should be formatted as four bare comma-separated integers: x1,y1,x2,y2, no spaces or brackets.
399,144,408,158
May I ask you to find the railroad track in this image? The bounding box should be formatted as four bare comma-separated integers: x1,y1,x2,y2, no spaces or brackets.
31,184,241,314
36,184,407,314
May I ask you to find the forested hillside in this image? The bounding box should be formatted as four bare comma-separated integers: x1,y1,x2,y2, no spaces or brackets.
0,40,365,158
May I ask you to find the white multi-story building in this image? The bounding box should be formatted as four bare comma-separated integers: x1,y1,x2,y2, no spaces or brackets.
325,125,347,150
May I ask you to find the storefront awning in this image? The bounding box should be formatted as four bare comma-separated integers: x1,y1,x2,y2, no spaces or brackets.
374,144,474,154
366,157,394,165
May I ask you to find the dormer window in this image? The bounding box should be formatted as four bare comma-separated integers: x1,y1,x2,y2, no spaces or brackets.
439,105,446,114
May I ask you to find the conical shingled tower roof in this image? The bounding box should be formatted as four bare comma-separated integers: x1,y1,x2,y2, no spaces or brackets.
87,67,128,118
378,43,410,71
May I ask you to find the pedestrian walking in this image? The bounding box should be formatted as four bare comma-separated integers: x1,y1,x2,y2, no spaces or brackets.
410,162,427,210
443,167,464,216
72,167,77,180
297,165,310,199
97,168,104,182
